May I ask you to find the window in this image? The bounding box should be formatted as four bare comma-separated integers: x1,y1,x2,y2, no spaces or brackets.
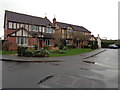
16,37,28,45
8,22,13,29
32,25,39,32
25,24,29,30
20,24,24,28
13,23,16,29
66,40,71,45
29,25,32,31
67,29,72,35
45,27,53,33
42,27,45,33
45,39,52,46
39,26,41,32
17,23,20,29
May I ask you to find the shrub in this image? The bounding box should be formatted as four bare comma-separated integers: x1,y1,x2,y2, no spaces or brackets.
67,44,77,49
34,49,49,57
43,45,49,50
17,46,27,56
51,47,59,52
81,44,89,48
25,48,35,57
59,44,64,49
63,46,68,50
34,44,38,50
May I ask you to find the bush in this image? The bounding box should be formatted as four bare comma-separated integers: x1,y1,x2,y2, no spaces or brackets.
34,44,38,50
25,48,35,57
63,46,68,50
17,46,27,56
101,41,115,48
43,45,49,50
67,44,77,49
81,44,90,48
59,44,64,49
34,49,49,57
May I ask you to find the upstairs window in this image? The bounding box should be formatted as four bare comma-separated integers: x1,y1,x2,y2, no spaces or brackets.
25,24,29,30
39,26,41,32
32,25,39,32
20,24,24,28
45,27,53,33
13,23,16,29
17,23,20,29
67,29,72,35
8,22,13,29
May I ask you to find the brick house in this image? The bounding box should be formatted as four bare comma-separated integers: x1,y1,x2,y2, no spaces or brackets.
53,18,91,48
4,10,92,51
4,10,55,50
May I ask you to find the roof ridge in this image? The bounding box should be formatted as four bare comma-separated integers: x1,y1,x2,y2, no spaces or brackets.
5,10,45,20
57,21,83,27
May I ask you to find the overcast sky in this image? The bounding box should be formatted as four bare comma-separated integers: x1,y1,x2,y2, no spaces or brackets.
0,0,119,40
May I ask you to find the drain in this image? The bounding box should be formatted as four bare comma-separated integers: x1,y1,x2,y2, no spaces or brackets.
38,75,54,84
83,61,95,64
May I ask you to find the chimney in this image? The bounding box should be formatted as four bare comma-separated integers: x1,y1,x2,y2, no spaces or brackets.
45,13,47,19
53,17,56,24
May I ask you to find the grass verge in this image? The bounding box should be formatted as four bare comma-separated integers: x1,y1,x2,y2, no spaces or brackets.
49,48,94,57
0,51,17,55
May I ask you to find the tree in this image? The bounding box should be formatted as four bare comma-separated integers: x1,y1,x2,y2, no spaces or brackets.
53,30,62,48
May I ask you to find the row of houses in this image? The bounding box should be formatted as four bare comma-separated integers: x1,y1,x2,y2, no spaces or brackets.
4,10,101,51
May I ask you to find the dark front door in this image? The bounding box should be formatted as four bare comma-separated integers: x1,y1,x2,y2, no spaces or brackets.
39,40,43,48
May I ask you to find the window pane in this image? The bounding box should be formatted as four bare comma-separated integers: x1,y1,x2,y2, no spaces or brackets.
25,24,28,30
17,23,20,29
29,25,32,31
8,22,12,29
39,26,41,32
13,23,16,29
42,27,45,33
20,24,24,28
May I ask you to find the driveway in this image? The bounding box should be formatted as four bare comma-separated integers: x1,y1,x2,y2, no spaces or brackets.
1,49,118,88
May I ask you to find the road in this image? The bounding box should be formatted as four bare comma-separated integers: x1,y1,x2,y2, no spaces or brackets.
1,49,118,88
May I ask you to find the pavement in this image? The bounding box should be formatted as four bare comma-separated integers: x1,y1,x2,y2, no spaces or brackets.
0,48,106,62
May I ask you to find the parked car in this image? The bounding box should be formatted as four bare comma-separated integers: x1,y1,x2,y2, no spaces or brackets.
108,44,118,49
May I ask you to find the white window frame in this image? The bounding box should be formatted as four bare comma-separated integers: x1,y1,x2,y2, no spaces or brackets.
45,39,52,46
16,37,28,45
8,22,13,29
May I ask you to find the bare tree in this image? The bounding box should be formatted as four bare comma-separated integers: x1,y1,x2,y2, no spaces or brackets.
53,30,62,47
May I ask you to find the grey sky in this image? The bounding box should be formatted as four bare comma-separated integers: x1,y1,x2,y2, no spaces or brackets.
0,0,119,39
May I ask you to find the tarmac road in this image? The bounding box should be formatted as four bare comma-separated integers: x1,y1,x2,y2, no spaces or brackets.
1,49,118,88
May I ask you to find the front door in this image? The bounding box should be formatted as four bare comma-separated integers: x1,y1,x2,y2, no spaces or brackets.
39,40,43,48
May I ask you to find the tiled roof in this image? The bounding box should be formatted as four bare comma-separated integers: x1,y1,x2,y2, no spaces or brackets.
57,22,91,33
5,10,54,27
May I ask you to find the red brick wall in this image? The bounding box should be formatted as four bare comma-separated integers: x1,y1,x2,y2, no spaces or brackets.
7,36,18,51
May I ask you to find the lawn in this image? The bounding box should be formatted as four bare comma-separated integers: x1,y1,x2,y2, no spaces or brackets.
0,51,17,55
0,48,94,56
49,48,93,57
